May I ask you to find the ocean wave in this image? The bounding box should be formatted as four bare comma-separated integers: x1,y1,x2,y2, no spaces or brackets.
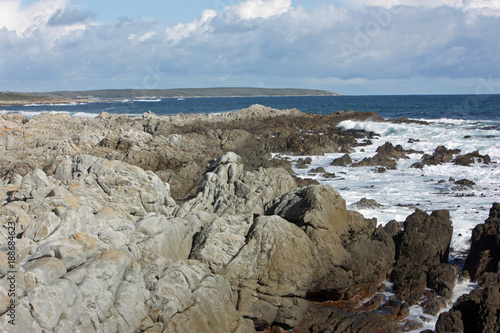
337,119,414,136
134,99,162,102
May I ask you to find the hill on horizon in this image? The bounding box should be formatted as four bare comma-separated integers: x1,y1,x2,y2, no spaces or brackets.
38,87,340,99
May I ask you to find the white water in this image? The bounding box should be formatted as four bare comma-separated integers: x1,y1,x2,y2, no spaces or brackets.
282,118,499,331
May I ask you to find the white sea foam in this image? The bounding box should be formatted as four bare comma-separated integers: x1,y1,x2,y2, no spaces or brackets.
134,99,162,102
0,110,100,118
284,118,499,330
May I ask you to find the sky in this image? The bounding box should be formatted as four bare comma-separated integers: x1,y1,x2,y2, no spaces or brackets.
0,0,499,95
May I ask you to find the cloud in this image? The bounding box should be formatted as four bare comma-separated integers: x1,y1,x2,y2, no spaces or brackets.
229,0,292,20
164,8,216,42
0,0,499,93
47,7,95,26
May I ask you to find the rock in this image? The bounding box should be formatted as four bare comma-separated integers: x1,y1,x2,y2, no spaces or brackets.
435,285,500,333
453,150,491,166
148,260,253,333
351,142,409,169
391,209,453,305
310,167,326,173
411,145,461,168
178,152,296,216
266,185,394,300
54,154,177,217
350,198,382,210
376,142,407,159
23,257,67,287
331,154,352,166
453,178,476,190
464,203,500,283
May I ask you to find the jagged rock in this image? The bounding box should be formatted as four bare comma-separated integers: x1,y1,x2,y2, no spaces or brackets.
351,142,405,169
331,153,352,167
435,285,500,333
178,152,296,216
350,198,382,210
375,142,407,159
310,167,326,173
453,178,476,190
411,145,461,169
266,185,394,300
147,260,254,333
453,150,491,166
54,154,177,217
464,203,500,283
192,213,316,328
391,209,453,306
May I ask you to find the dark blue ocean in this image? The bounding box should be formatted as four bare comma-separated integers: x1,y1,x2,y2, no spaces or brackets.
2,94,499,121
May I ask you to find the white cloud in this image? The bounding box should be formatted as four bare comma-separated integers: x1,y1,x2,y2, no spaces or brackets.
0,0,70,37
229,0,292,20
164,9,216,42
0,0,499,93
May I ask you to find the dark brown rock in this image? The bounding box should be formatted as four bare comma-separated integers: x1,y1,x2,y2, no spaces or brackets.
453,150,491,166
435,286,500,333
391,209,453,305
331,154,352,167
463,203,500,283
351,142,407,169
411,146,461,169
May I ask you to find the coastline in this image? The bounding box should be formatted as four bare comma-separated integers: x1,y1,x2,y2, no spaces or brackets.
0,87,341,106
0,106,498,333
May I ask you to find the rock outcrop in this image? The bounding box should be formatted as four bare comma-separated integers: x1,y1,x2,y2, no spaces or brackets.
435,203,500,333
463,202,500,283
390,209,456,309
0,107,378,201
411,146,461,169
351,142,407,169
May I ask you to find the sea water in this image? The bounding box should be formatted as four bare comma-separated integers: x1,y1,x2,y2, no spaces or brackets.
2,94,499,331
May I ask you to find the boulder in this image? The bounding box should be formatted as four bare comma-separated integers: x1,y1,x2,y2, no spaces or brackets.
453,150,491,166
411,145,461,169
350,198,382,210
331,153,352,167
391,209,453,306
435,285,500,333
266,185,394,300
464,203,500,283
147,260,254,333
178,152,296,216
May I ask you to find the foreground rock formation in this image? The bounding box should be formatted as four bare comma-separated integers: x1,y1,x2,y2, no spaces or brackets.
435,203,500,333
0,107,496,332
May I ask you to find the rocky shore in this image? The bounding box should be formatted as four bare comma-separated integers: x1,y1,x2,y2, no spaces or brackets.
0,105,498,332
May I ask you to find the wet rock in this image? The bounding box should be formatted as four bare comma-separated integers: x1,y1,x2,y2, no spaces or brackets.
435,285,500,333
453,150,491,166
331,154,352,167
375,142,407,160
350,198,382,210
391,209,453,305
464,203,500,283
453,178,476,190
411,146,461,169
310,167,326,173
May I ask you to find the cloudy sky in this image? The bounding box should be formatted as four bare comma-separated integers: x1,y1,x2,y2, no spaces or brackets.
0,0,499,94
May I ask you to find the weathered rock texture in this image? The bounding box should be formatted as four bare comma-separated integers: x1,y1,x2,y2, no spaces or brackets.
390,209,457,311
0,106,379,201
2,108,490,333
435,203,500,333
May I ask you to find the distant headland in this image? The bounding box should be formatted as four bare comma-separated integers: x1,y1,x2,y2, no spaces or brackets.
0,87,340,105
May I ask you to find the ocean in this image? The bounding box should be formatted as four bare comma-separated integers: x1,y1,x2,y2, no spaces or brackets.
2,94,499,331
2,94,500,120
